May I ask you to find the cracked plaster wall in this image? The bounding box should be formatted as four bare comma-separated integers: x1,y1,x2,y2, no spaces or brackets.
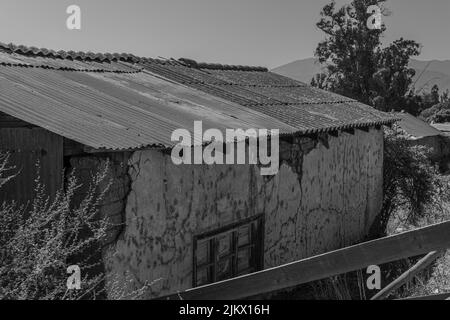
103,128,384,298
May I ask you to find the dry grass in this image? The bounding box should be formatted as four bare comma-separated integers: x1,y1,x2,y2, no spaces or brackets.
401,252,450,297
386,174,450,298
308,174,450,300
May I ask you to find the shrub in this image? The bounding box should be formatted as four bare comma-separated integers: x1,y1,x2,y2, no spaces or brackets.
0,155,112,300
420,101,450,123
370,128,441,237
431,109,450,124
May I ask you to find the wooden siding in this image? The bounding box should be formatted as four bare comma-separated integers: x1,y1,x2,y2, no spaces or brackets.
0,111,34,128
0,128,63,206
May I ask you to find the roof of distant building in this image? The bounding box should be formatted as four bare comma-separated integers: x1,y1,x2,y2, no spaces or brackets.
395,112,442,139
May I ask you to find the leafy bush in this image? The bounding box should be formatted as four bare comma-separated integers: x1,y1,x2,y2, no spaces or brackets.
432,109,450,124
420,101,450,123
0,153,16,189
369,128,441,237
0,154,112,300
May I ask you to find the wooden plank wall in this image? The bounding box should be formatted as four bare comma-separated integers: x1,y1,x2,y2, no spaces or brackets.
0,111,34,128
0,128,63,207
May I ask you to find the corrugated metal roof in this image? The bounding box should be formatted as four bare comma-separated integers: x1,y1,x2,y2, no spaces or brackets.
0,65,296,150
395,112,442,139
139,60,396,132
431,123,450,133
0,48,397,151
0,51,139,73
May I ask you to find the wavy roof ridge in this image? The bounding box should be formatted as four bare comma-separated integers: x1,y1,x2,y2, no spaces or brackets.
178,57,268,72
0,42,269,72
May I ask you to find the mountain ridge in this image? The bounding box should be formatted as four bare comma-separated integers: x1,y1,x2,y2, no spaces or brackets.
272,58,450,93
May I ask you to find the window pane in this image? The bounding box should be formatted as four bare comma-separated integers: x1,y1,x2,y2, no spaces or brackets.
237,248,251,272
196,267,210,286
217,258,232,281
196,240,210,266
193,216,263,286
238,226,250,247
216,233,232,258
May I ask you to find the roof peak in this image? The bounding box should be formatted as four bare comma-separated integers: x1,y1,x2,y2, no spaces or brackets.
0,42,268,71
0,42,175,65
178,58,268,72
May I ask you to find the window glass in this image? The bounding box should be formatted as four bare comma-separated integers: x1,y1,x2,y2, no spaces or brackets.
238,226,250,247
237,248,251,272
217,259,232,281
196,240,210,266
196,267,210,286
193,216,263,287
216,233,232,258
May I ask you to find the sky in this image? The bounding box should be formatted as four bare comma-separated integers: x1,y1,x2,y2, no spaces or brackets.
0,0,449,68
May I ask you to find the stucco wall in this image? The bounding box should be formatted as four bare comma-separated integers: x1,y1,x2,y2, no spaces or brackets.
70,153,131,246
103,128,384,298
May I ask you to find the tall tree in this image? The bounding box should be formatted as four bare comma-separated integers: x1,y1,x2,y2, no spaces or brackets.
431,84,440,105
421,84,441,111
313,0,421,112
441,89,449,103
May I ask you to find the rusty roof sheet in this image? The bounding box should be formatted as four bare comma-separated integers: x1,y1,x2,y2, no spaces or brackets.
139,60,396,131
0,47,397,151
0,65,296,150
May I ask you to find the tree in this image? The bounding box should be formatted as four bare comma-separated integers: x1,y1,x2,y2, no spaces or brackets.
402,93,424,116
440,89,449,103
313,0,421,112
421,84,441,111
430,108,450,124
420,101,450,123
310,73,328,89
431,85,440,105
370,128,440,237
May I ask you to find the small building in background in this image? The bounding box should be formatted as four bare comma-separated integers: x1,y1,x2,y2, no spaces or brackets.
430,123,450,137
395,112,450,165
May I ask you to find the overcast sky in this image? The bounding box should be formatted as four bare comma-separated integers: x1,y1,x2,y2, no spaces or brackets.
0,0,449,68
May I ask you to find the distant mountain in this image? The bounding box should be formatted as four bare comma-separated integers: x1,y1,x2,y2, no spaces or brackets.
272,58,450,94
410,60,450,93
271,58,323,85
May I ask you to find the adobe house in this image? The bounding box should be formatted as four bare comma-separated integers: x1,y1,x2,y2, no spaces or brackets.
0,43,395,298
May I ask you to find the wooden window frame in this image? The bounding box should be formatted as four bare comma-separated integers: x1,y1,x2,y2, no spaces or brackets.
192,215,264,287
